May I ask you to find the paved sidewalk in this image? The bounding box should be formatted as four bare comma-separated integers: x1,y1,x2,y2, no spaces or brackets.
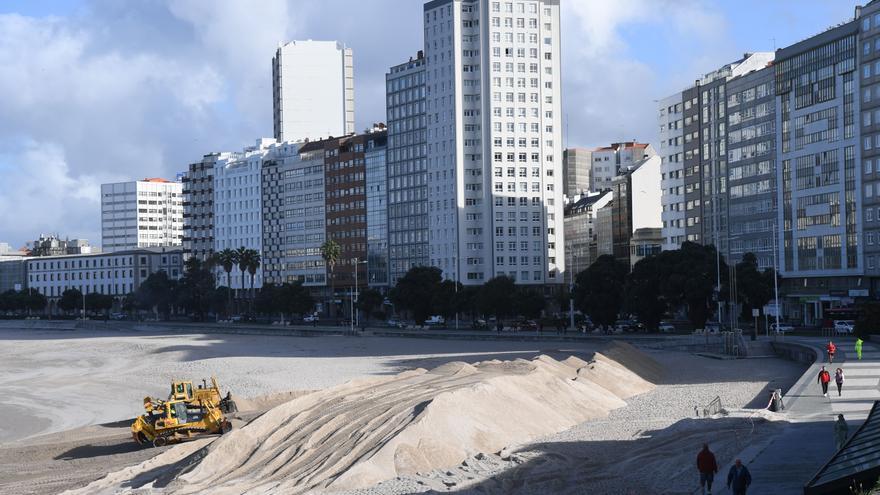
739,338,880,494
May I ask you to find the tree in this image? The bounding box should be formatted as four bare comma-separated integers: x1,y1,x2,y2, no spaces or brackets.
624,255,667,332
856,302,880,341
134,271,177,320
735,252,776,320
20,289,47,315
0,290,21,313
455,286,481,319
515,289,546,319
320,239,341,317
245,249,261,313
358,288,384,324
58,288,83,315
390,266,442,324
176,257,217,321
235,246,250,310
432,280,461,323
280,281,315,317
215,248,237,317
477,276,517,321
661,242,728,330
254,283,280,316
573,255,628,329
85,292,113,317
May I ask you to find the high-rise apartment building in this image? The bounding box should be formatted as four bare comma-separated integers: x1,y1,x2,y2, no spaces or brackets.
589,142,656,192
658,52,774,250
100,178,184,252
214,139,274,290
658,94,685,250
423,0,564,286
610,156,662,265
386,52,429,284
365,132,390,287
726,66,776,269
775,20,862,322
261,141,325,287
562,148,591,197
272,40,355,142
182,153,228,261
563,190,611,275
859,2,880,288
261,130,388,293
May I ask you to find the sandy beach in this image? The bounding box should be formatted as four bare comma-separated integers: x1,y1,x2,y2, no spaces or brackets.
0,327,807,494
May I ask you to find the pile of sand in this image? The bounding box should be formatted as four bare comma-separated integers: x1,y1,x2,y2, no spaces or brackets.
70,342,660,495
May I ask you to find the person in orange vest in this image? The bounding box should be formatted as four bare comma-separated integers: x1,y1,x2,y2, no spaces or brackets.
827,341,837,364
818,366,832,397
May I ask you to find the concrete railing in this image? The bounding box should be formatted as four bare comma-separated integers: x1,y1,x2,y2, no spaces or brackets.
770,341,818,364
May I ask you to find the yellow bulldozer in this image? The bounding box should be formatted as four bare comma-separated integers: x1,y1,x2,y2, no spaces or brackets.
131,376,237,447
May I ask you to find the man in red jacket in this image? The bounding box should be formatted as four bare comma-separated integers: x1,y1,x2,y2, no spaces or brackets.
697,443,719,494
818,366,831,397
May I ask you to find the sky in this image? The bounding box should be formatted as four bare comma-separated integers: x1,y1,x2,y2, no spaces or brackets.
0,0,859,249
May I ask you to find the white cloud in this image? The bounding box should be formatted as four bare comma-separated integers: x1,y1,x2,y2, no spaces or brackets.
0,0,735,247
562,0,729,148
0,140,107,247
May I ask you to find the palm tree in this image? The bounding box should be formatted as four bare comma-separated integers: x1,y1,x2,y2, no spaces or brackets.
235,246,250,313
245,249,261,314
320,239,341,318
216,248,236,317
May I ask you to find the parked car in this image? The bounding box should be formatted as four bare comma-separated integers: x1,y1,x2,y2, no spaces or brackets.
703,322,721,334
834,320,855,335
614,319,643,333
513,319,538,331
386,318,404,328
658,321,675,333
770,322,795,333
303,314,319,323
110,312,128,321
472,319,488,330
425,315,445,326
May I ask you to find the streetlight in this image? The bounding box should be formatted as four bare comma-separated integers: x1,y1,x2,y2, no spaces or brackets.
352,257,368,332
568,247,576,331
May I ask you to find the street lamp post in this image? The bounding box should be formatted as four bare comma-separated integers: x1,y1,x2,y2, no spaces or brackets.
82,290,86,321
352,257,368,332
569,249,576,331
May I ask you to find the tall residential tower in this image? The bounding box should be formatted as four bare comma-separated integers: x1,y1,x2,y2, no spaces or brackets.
423,0,564,286
100,178,184,252
272,40,355,142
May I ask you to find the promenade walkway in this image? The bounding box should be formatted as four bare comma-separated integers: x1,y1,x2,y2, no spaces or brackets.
739,337,880,494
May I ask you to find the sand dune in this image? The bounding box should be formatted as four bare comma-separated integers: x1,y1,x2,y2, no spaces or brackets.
68,342,662,495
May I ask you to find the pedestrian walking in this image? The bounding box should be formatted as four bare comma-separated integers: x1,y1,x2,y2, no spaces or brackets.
834,414,849,451
496,320,503,334
818,366,831,397
856,338,864,360
696,443,718,495
835,368,845,397
766,389,784,412
827,341,837,364
537,321,543,334
726,459,752,495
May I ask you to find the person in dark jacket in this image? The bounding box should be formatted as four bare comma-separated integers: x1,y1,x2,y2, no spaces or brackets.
727,459,752,495
818,366,831,397
696,443,718,494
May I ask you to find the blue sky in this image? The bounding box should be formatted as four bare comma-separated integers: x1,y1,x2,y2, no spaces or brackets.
0,0,863,248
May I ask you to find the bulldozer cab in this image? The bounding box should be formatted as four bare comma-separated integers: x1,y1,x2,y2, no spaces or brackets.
170,381,194,402
155,400,189,428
